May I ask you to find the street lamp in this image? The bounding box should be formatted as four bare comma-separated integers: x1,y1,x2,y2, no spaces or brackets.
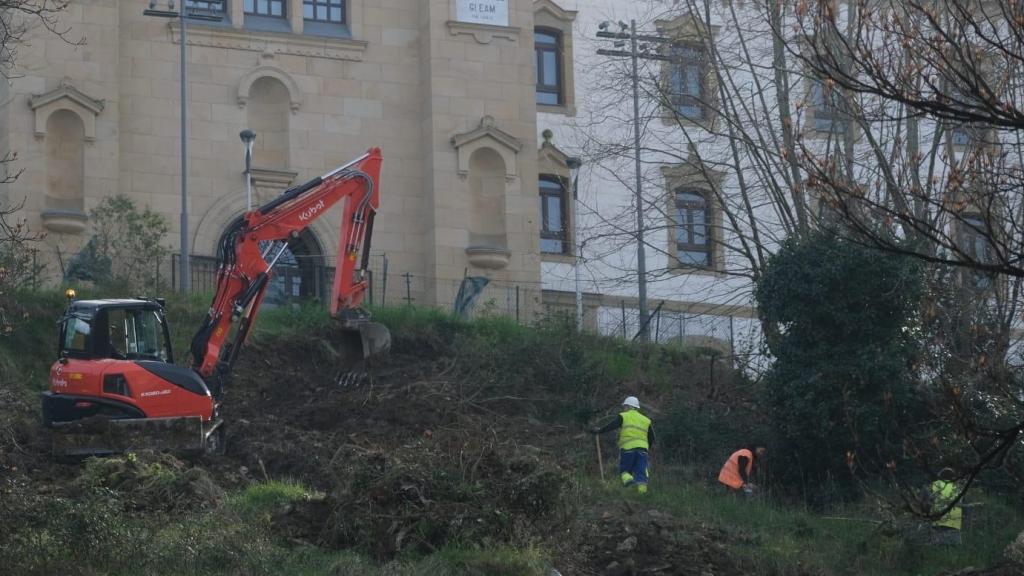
566,156,583,332
596,20,672,342
143,1,223,294
240,129,256,211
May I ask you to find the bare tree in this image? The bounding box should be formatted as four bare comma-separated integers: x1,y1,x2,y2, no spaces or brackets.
778,0,1024,514
0,0,78,78
571,0,1024,513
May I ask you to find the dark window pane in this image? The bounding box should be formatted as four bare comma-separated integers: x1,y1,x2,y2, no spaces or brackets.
678,250,710,266
536,31,558,44
535,28,562,106
546,196,563,232
541,239,564,253
247,0,286,18
304,0,345,22
539,176,568,254
674,190,711,267
542,51,558,85
537,91,559,106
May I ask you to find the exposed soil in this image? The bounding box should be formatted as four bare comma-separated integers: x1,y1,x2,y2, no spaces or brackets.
2,321,1001,576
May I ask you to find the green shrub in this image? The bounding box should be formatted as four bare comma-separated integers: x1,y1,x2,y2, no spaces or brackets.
756,232,927,502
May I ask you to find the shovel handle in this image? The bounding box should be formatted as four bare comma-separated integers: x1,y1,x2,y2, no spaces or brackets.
595,434,605,482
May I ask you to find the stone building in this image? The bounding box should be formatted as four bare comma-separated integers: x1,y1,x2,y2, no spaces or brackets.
0,0,584,316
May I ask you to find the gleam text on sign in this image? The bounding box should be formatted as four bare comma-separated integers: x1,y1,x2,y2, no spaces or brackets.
456,0,509,27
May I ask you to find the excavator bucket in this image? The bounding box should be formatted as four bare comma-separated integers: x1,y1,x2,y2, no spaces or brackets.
334,319,391,385
357,321,392,359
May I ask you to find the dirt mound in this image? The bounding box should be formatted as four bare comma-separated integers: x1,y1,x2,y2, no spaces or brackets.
78,451,224,511
269,441,567,560
562,504,757,576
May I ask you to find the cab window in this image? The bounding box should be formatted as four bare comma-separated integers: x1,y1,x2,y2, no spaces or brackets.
105,309,170,361
61,317,92,355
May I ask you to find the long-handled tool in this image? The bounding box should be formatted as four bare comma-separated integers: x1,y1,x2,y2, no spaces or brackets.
595,434,605,482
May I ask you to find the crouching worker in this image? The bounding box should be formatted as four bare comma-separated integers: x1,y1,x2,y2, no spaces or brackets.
928,468,963,546
591,396,655,494
718,445,766,495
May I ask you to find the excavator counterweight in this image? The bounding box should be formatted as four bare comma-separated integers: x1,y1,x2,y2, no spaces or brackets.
43,149,388,455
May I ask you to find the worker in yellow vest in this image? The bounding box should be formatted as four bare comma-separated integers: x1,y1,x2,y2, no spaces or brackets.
929,468,963,546
591,396,655,494
718,445,767,495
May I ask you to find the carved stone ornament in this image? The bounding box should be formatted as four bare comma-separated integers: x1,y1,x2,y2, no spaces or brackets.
451,115,523,179
237,63,304,113
29,79,105,141
446,20,520,44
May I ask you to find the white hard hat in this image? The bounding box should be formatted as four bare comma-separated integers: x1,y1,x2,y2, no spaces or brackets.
623,396,640,409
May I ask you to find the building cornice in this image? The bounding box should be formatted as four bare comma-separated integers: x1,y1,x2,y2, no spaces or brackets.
169,21,367,61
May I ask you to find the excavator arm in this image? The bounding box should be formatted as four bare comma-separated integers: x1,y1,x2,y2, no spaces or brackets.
189,148,383,396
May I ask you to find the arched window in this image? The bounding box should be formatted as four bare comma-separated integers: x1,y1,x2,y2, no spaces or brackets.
539,175,568,254
535,28,562,106
218,222,325,305
674,190,711,267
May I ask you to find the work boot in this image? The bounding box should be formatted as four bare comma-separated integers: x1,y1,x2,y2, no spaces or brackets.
621,472,634,487
637,484,648,495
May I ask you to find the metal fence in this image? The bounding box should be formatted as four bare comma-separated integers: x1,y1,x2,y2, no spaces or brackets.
103,251,751,351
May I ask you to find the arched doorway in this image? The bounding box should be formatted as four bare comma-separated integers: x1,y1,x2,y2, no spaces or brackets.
217,219,327,306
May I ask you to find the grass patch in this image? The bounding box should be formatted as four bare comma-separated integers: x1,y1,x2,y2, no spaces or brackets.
229,479,321,518
584,469,1023,576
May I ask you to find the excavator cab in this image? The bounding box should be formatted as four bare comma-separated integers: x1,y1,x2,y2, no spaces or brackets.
44,296,222,456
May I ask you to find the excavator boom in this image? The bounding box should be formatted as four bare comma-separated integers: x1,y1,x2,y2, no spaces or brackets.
190,149,385,394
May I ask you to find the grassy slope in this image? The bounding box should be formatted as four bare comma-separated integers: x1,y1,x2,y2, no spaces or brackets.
1,291,1021,575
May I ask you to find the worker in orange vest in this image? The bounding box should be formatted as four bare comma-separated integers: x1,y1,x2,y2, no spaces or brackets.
591,396,655,494
718,445,767,495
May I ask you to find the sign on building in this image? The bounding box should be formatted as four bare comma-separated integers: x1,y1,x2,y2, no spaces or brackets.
456,0,509,27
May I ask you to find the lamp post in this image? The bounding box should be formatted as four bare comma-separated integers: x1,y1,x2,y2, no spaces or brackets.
143,1,223,294
596,20,672,342
566,156,583,332
240,129,256,211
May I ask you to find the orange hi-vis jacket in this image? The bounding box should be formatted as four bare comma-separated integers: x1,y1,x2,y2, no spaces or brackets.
718,448,754,489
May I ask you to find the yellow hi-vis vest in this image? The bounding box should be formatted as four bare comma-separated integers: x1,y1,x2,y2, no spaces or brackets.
930,480,963,531
618,410,651,451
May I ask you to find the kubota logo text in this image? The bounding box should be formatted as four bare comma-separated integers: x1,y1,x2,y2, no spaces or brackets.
299,199,326,222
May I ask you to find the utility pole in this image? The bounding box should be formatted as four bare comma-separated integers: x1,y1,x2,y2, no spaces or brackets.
567,156,583,332
144,1,222,293
596,20,672,342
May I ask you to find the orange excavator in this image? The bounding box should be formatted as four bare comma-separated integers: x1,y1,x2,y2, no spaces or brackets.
42,149,389,455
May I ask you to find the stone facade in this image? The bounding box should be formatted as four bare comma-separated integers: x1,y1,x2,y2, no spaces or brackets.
0,0,548,314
